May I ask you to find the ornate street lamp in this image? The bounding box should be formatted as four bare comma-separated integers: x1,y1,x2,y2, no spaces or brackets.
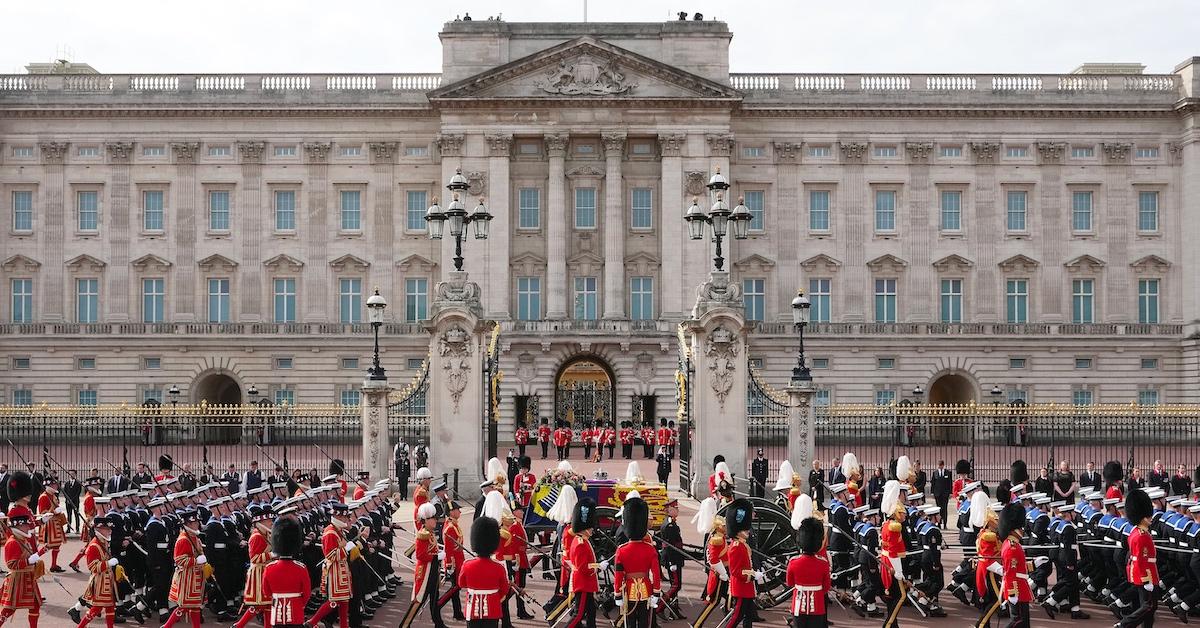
366,289,388,381
683,167,750,271
425,168,493,271
990,384,1004,404
247,384,259,403
167,384,180,409
790,290,812,384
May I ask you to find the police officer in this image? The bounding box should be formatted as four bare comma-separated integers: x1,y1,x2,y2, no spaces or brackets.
750,449,768,498
657,498,685,619
394,440,411,501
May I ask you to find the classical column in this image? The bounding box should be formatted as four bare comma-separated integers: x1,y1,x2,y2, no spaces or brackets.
687,273,749,490
969,142,1001,323
786,380,817,493
302,142,332,322
602,132,627,319
905,142,934,322
38,142,68,322
1102,142,1133,322
839,142,869,321
659,134,685,319
1036,142,1067,322
774,142,802,315
485,134,513,319
170,142,199,321
104,142,134,322
237,141,265,322
368,142,398,299
361,378,393,485
545,133,569,319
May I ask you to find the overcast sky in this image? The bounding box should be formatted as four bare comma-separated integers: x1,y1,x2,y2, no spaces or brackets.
3,0,1197,75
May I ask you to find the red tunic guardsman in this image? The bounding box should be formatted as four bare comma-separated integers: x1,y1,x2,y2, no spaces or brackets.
1122,489,1159,626
972,492,1005,628
619,423,634,455
352,470,369,501
232,504,274,628
690,497,728,628
998,502,1034,626
458,516,510,626
724,499,762,627
1103,460,1125,501
878,481,909,628
68,476,102,571
412,467,432,523
400,502,447,628
639,424,655,458
73,514,117,628
153,455,176,484
601,424,616,450
553,424,570,459
436,502,466,621
512,458,536,509
261,514,312,628
537,420,552,458
613,496,660,628
35,477,66,573
567,497,602,628
514,423,529,457
1,472,43,628
161,508,207,628
308,503,354,628
655,423,671,456
787,517,831,625
501,498,535,620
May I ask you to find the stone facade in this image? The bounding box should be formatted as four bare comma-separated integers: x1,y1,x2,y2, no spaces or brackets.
1,20,1199,423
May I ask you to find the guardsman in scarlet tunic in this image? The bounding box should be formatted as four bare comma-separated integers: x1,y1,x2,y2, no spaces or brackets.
723,499,762,628
613,496,661,628
459,517,510,627
567,497,602,628
500,498,535,620
1104,461,1125,501
537,419,552,459
639,423,655,459
435,501,466,621
553,422,570,461
400,502,448,628
971,493,1004,628
232,504,275,628
1,473,43,628
67,477,102,572
73,514,118,628
514,421,530,458
619,422,635,460
997,503,1034,628
878,481,909,628
308,503,354,628
667,420,679,458
161,508,207,628
1121,489,1159,628
35,476,66,573
351,471,369,501
601,423,616,460
512,458,536,509
261,514,312,628
787,517,832,628
655,421,672,461
412,467,432,524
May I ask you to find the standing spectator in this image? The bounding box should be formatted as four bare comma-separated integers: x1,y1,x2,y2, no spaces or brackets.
104,465,130,494
1148,460,1169,493
1170,464,1193,496
243,460,264,491
394,440,411,501
180,463,198,491
1034,466,1054,495
62,470,82,533
1126,466,1146,494
1053,460,1077,504
0,462,11,513
867,467,885,510
828,458,846,487
131,462,153,487
267,465,287,484
308,467,321,489
222,463,241,493
930,460,952,528
655,446,671,485
1079,461,1101,492
808,460,826,511
912,460,927,497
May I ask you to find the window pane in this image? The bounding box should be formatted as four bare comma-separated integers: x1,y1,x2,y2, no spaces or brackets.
208,191,230,231
78,191,99,231
340,389,361,406
208,278,230,323
78,390,97,406
940,278,962,323
1137,191,1158,232
574,188,596,229
744,190,765,230
274,190,295,231
808,278,831,323
12,390,32,406
874,278,896,323
631,188,653,230
518,188,540,230
742,278,765,322
12,191,33,231
76,278,99,323
574,276,598,319
1006,279,1028,324
1006,191,1026,231
517,276,542,321
1071,191,1092,231
875,390,895,405
142,278,165,323
340,190,361,230
874,190,895,231
940,191,961,231
1138,279,1159,324
273,278,296,323
405,278,428,321
630,276,654,320
141,190,164,231
407,190,428,231
1071,279,1094,324
274,389,294,405
809,190,830,231
339,278,362,323
11,279,33,323
1137,389,1158,406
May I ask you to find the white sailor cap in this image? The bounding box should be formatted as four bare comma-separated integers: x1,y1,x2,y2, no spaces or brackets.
1034,496,1052,505
140,483,156,491
1168,498,1184,506
1056,504,1075,513
1010,483,1026,494
322,474,338,483
862,508,880,517
961,481,981,493
827,483,848,494
276,506,298,517
988,503,1004,512
906,493,924,501
852,505,870,515
1189,504,1200,514
1049,501,1066,509
921,505,941,516
148,498,166,508
1103,498,1119,506
1145,488,1166,500
1086,492,1104,501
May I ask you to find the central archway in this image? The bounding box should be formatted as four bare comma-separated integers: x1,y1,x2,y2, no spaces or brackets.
554,356,617,428
927,372,977,444
192,372,242,405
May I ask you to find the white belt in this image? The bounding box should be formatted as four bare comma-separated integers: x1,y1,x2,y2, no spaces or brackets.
156,543,169,548
1146,558,1156,563
1015,573,1029,580
467,589,498,595
214,543,227,549
794,585,822,592
273,593,301,599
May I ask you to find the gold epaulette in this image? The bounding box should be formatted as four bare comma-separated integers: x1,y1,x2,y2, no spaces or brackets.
709,533,725,547
887,521,902,532
500,529,512,541
416,529,432,540
980,530,997,544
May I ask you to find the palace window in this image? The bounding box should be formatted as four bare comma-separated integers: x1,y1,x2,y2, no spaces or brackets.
339,278,362,324
1071,387,1093,406
208,145,231,157
1137,191,1158,232
77,146,100,157
12,389,32,406
275,357,293,369
808,190,830,231
77,357,96,369
273,278,296,323
208,190,230,231
406,190,428,232
939,146,962,158
340,358,359,369
1006,191,1027,232
873,146,897,158
1005,146,1028,158
273,145,296,157
76,278,99,323
1135,147,1159,159
1071,146,1094,158
574,187,596,229
875,389,896,405
517,277,541,321
1138,278,1160,324
630,276,654,320
274,190,296,231
340,389,361,406
742,278,765,322
744,190,765,231
78,191,99,231
207,278,231,323
1140,358,1158,370
518,188,540,230
10,279,32,323
143,190,164,231
940,190,962,231
1071,279,1094,324
874,190,896,232
809,278,831,323
274,388,294,405
142,145,166,157
1137,388,1159,406
142,278,165,324
631,187,653,230
78,389,98,406
1006,279,1029,324
144,357,161,369
940,279,963,323
873,278,897,323
574,276,598,320
808,146,831,158
12,191,33,232
1071,191,1092,232
405,278,428,322
340,190,361,231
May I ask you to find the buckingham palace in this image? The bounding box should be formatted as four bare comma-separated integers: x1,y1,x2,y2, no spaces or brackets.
2,18,1199,425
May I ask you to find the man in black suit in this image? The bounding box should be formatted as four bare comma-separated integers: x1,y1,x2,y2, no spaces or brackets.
913,459,928,497
131,462,154,487
1148,460,1170,493
27,463,44,504
0,463,10,513
749,449,768,498
1079,461,1101,493
105,467,131,494
62,470,82,533
930,459,953,529
808,460,826,511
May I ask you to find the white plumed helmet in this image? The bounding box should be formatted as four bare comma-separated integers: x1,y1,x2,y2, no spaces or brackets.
775,460,796,491
691,497,719,534
546,486,577,524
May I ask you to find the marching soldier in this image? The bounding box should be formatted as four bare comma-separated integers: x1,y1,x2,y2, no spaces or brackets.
913,505,947,617
232,503,274,628
620,422,635,460
1,472,43,628
413,467,432,523
308,502,354,628
750,449,769,498
553,421,570,461
603,421,617,460
514,420,530,459
161,508,207,628
878,481,909,628
73,514,118,628
512,457,536,509
582,422,596,462
142,498,173,623
502,498,535,620
1104,461,1125,501
567,497,603,628
352,471,370,501
692,497,728,627
35,475,66,573
787,515,831,628
1040,502,1089,619
724,498,763,627
614,495,660,628
1122,488,1158,627
973,493,1004,628
640,421,655,459
401,502,448,628
436,501,466,622
667,420,678,459
458,516,509,628
261,514,311,627
657,498,685,619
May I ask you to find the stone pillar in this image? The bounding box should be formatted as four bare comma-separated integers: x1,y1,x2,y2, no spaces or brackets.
427,271,489,498
237,141,265,322
485,134,513,319
602,133,627,319
786,380,817,493
545,134,569,319
687,271,749,490
105,142,134,322
302,142,332,322
659,134,685,319
360,378,392,484
170,142,199,321
39,142,69,322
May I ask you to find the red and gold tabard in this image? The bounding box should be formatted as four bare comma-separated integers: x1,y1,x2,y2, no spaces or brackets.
974,529,1000,597
442,520,465,574
319,524,352,602
81,538,117,607
262,559,312,626
36,492,66,549
613,538,660,602
879,519,906,590
0,535,42,610
79,493,97,541
168,532,206,609
242,529,271,607
411,528,440,601
502,519,530,571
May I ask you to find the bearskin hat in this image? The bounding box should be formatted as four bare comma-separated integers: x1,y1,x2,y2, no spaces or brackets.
471,515,502,558
797,517,824,555
621,496,650,541
713,455,726,467
955,459,972,475
1010,460,1029,485
725,498,754,537
1103,460,1123,485
519,456,532,471
158,455,174,472
997,502,1026,540
995,482,1011,505
329,459,346,476
271,516,303,558
1124,488,1152,525
6,471,32,503
572,496,598,535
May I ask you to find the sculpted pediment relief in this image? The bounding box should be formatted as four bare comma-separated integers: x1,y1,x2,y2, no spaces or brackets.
130,254,173,272
733,254,775,274
800,254,842,273
866,254,908,273
2,254,41,272
197,254,238,272
65,254,107,272
429,37,741,103
998,254,1040,273
263,253,305,272
932,254,974,273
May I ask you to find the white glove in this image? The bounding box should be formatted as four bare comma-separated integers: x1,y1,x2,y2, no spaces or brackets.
196,555,207,565
888,556,906,580
27,553,41,565
437,551,446,561
597,560,609,572
986,562,1003,576
713,562,729,581
1144,582,1155,591
753,570,766,584
1034,556,1049,567
344,541,356,553
107,558,119,567
56,505,66,515
649,595,660,609
669,565,678,572
614,597,624,608
1007,595,1018,605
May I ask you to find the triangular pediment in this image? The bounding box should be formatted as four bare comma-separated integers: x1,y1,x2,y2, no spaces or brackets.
330,253,372,272
263,253,305,272
623,251,660,275
1130,255,1170,274
509,252,547,272
65,254,107,271
197,254,238,272
866,254,908,273
567,250,605,274
932,254,974,272
429,37,741,104
733,254,776,273
800,253,842,272
395,254,436,272
998,254,1040,273
1064,254,1106,273
130,254,173,271
2,254,41,272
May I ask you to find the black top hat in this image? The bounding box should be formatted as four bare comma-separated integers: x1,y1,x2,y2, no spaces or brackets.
271,516,303,558
1124,488,1152,525
572,496,598,535
797,517,824,555
725,498,754,537
997,502,1026,540
621,497,650,541
471,515,501,557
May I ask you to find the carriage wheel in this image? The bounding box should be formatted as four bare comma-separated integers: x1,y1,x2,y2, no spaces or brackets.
591,506,623,560
717,501,798,608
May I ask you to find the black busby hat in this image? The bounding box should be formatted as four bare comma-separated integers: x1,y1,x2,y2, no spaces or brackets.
519,456,532,471
995,483,1011,505
572,496,598,535
271,516,303,558
668,420,675,427
158,454,174,472
540,417,548,424
659,418,667,426
329,459,346,476
1103,461,1124,485
997,502,1026,540
621,497,650,541
797,517,824,555
725,498,754,537
471,515,502,558
556,420,564,428
1010,460,1029,485
955,459,971,475
713,455,725,467
6,471,33,503
1124,488,1152,525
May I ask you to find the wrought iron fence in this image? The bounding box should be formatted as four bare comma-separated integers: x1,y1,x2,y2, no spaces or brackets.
746,369,790,488
675,325,693,493
387,358,431,451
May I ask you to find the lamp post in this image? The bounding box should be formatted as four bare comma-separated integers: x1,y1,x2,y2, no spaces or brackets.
912,384,925,400
167,384,179,410
990,384,1003,405
424,168,493,272
366,289,388,381
789,290,812,384
683,167,751,271
247,384,259,404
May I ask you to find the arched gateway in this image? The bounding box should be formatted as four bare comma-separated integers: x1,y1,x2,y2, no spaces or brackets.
554,356,617,427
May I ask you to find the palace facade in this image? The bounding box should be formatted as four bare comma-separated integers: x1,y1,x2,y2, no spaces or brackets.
2,19,1199,425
